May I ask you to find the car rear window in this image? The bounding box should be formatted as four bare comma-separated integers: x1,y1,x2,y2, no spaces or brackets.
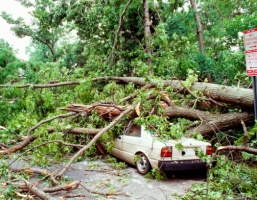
125,124,141,137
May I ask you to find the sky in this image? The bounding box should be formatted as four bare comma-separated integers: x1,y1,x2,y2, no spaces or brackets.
0,0,32,60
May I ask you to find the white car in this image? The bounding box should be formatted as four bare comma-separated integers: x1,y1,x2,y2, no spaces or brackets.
110,123,213,174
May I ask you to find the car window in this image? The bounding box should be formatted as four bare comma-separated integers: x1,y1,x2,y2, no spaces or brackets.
125,124,141,137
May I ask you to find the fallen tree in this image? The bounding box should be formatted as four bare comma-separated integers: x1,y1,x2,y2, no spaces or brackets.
0,76,256,199
0,76,254,107
0,77,255,156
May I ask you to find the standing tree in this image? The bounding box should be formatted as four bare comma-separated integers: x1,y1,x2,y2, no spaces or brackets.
143,0,152,71
190,0,204,53
1,0,74,63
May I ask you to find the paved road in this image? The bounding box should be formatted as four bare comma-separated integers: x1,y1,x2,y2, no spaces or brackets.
8,158,206,199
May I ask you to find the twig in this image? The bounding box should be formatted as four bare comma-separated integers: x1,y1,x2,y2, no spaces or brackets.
39,169,59,185
0,112,77,155
60,194,86,199
0,125,8,130
217,120,257,154
8,165,59,185
217,146,257,154
85,168,131,176
79,182,130,197
0,143,9,149
14,191,34,199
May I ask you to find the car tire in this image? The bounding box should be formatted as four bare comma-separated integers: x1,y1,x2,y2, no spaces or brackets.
136,153,151,175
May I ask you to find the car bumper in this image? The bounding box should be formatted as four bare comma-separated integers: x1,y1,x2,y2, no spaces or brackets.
158,159,207,171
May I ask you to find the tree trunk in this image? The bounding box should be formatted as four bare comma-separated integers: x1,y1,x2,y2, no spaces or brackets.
0,77,253,108
165,105,254,135
110,0,133,65
143,0,152,70
61,103,254,136
189,0,213,82
95,77,254,108
190,0,204,53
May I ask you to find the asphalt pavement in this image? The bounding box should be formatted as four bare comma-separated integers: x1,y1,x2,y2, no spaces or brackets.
7,158,206,199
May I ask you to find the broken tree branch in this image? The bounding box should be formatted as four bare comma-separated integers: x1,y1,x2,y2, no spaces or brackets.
217,120,257,155
55,105,135,179
63,103,126,118
0,112,77,155
43,181,80,193
217,146,257,154
0,81,80,88
47,126,102,135
165,105,254,135
24,180,54,200
28,112,77,135
0,135,36,155
0,77,254,107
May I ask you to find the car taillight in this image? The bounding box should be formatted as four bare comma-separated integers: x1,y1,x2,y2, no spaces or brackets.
161,147,172,157
206,146,213,155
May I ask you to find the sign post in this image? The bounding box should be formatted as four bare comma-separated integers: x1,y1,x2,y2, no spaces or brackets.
244,28,257,139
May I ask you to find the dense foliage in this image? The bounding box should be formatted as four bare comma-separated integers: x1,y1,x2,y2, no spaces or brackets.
1,0,257,199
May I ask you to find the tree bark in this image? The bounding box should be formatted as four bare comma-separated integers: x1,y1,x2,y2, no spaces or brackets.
24,180,54,200
60,103,254,136
0,135,36,154
63,103,126,118
190,0,204,53
47,126,101,135
95,77,254,108
165,106,254,135
217,146,257,154
143,0,152,69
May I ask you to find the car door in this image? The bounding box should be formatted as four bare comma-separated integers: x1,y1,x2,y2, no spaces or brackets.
111,134,123,159
120,124,142,165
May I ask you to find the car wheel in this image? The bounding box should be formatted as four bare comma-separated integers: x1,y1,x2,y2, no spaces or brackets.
136,153,151,175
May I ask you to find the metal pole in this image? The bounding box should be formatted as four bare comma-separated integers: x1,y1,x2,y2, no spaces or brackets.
253,76,257,139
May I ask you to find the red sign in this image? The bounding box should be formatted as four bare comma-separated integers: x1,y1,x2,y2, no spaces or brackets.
244,28,257,76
